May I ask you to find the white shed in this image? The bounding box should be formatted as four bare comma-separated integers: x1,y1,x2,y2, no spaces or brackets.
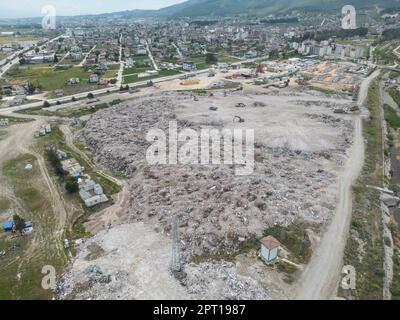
260,235,280,263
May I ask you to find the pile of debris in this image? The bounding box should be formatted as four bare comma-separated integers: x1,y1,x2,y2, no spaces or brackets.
75,92,351,260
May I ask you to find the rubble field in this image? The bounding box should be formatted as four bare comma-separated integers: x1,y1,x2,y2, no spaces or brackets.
61,90,355,299
59,223,272,300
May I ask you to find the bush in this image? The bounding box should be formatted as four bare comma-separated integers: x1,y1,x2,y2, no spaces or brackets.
46,150,66,177
13,214,25,233
65,177,79,193
205,52,218,65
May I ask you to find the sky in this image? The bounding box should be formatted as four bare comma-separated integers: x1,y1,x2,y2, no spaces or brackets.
0,0,187,19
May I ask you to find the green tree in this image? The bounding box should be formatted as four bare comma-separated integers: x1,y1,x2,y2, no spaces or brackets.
13,214,25,234
46,150,66,177
269,49,280,59
205,53,218,65
65,177,79,193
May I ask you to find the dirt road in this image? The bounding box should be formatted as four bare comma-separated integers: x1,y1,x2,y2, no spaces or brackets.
294,70,380,300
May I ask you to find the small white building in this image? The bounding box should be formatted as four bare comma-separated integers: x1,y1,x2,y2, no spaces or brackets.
55,89,64,97
79,179,108,208
89,74,99,83
68,78,80,85
0,118,9,127
260,235,280,263
182,61,196,72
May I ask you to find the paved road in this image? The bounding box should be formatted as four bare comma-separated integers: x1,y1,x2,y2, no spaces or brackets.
0,34,64,79
1,53,263,114
295,69,380,300
172,42,183,59
116,34,124,87
0,68,211,114
78,45,96,67
146,40,159,71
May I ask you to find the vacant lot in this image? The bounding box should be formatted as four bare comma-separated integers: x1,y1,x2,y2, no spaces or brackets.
1,65,107,97
0,154,67,299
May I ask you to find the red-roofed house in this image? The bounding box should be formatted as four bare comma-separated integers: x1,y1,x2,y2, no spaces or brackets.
260,235,280,263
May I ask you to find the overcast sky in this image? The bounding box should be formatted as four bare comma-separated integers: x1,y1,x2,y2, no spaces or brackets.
0,0,187,18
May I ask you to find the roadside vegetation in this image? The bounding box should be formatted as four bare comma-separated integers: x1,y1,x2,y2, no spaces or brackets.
15,99,122,118
309,86,339,95
388,87,400,107
0,115,33,123
384,104,400,129
382,78,400,300
340,79,384,300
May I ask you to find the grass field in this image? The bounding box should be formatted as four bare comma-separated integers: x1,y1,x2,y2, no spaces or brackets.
123,68,181,84
0,115,33,123
0,53,11,61
1,65,108,98
384,104,400,129
216,51,241,63
123,67,149,75
132,54,150,63
0,35,42,45
0,154,68,299
310,86,339,95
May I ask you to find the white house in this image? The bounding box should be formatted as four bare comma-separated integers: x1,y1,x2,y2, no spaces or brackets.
260,235,280,263
182,61,196,72
0,118,9,127
89,74,99,83
79,179,108,208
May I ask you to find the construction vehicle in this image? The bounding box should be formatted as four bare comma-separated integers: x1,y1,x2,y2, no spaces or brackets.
233,116,245,123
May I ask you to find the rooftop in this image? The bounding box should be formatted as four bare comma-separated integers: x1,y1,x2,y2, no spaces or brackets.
260,235,280,250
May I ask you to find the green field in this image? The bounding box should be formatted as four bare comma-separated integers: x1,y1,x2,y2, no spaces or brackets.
123,67,149,75
0,53,11,61
132,54,150,63
1,65,107,98
216,51,241,63
123,68,181,84
0,35,43,44
0,154,68,299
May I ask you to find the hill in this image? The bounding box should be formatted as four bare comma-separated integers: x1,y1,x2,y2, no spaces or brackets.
157,0,399,17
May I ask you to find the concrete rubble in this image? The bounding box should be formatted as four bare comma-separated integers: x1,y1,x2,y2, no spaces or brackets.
75,91,353,259
62,90,356,299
